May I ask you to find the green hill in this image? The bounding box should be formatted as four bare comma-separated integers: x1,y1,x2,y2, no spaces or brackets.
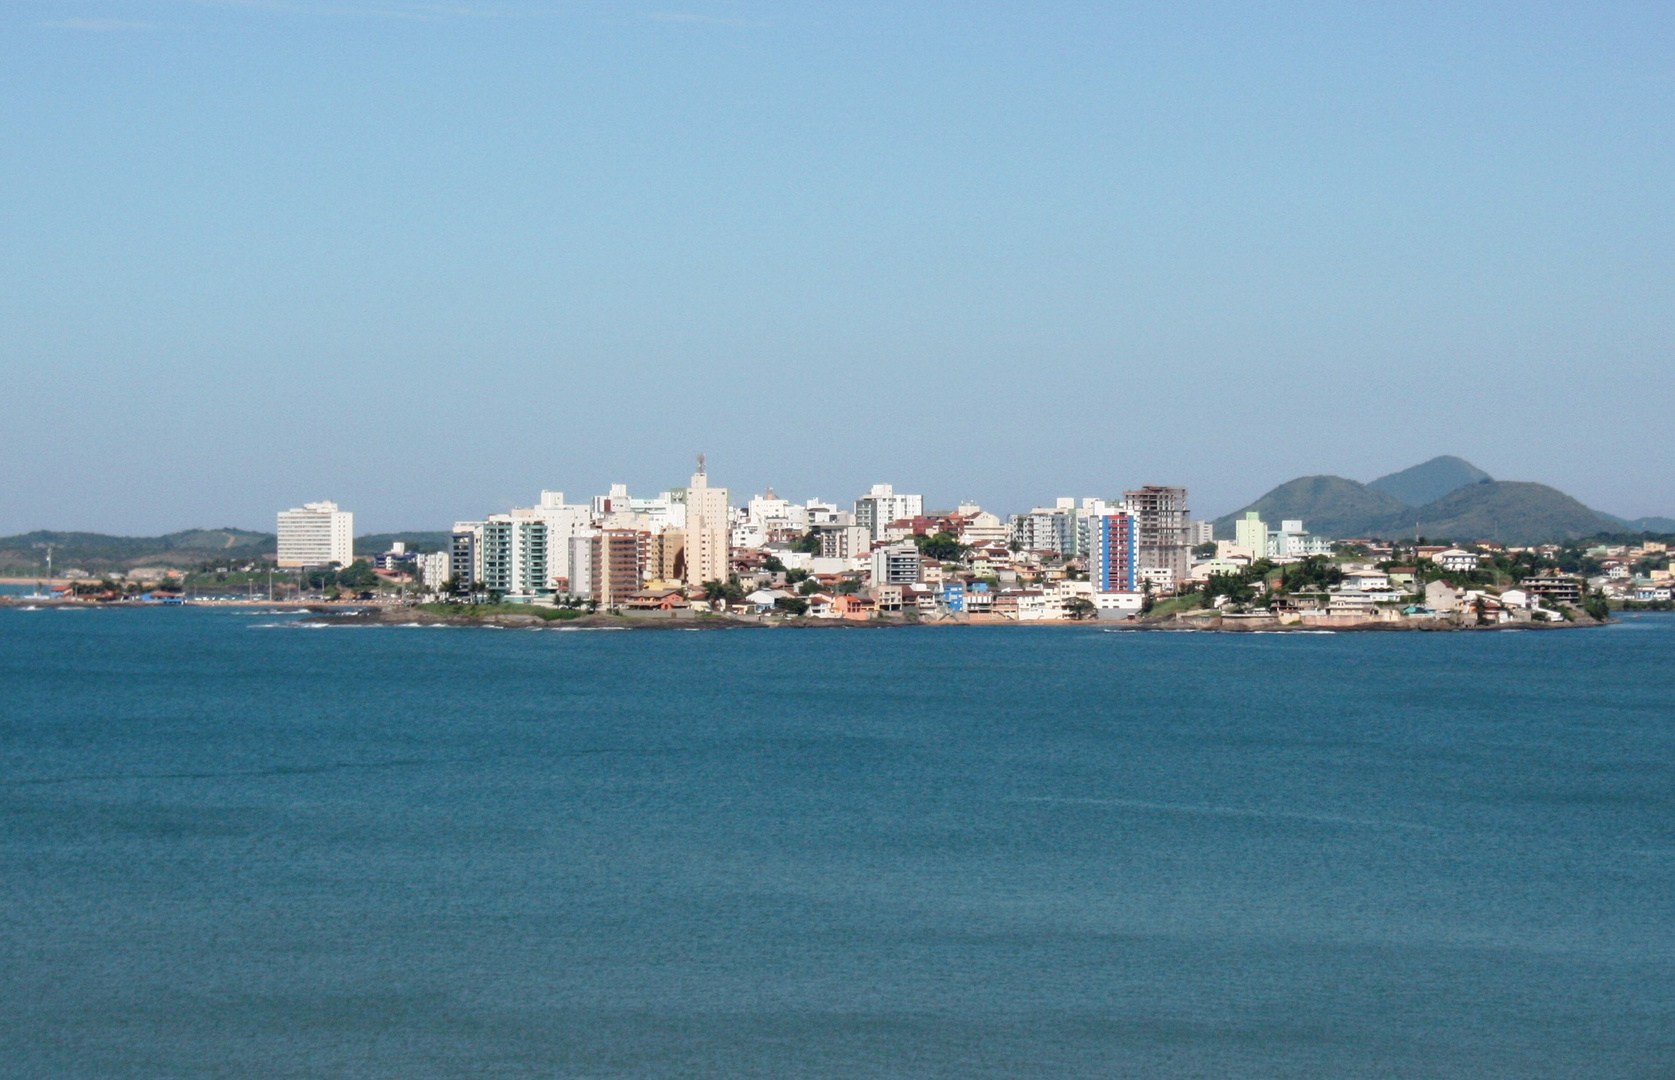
0,527,461,576
1215,463,1654,545
1399,481,1614,545
1368,455,1491,506
1213,476,1407,539
355,532,452,556
1599,513,1675,534
0,529,274,576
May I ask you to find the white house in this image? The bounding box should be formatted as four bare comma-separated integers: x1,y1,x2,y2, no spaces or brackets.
1435,548,1480,573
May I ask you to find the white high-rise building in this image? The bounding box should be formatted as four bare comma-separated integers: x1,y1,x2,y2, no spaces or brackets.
1014,501,1077,555
277,501,354,567
685,456,730,591
513,491,595,592
417,551,451,589
854,483,923,544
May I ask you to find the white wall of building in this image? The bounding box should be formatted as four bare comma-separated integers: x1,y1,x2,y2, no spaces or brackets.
277,501,354,567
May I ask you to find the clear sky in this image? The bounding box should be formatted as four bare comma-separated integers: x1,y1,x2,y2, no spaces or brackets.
3,1,1671,535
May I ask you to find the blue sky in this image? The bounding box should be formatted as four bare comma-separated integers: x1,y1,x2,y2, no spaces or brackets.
2,1,1671,534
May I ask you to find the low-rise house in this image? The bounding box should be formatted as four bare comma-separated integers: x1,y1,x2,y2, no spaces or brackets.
1521,573,1582,606
1425,580,1462,613
1460,590,1512,623
993,588,1056,620
1327,592,1377,615
626,589,689,611
870,584,904,613
744,588,791,612
1435,548,1480,572
1190,558,1250,581
1093,591,1143,618
901,584,940,613
829,593,873,619
1343,570,1392,592
1138,567,1176,595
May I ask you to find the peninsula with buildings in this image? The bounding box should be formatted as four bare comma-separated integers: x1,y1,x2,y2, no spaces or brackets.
7,455,1666,630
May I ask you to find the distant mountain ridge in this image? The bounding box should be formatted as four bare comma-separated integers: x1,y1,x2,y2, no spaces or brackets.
1368,456,1491,506
0,528,448,576
1215,457,1672,545
0,528,274,576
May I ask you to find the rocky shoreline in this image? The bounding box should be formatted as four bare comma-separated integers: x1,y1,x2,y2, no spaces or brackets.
299,605,1605,632
0,597,1604,632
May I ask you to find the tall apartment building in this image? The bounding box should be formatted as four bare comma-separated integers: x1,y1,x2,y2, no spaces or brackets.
684,457,730,591
1087,512,1139,593
513,491,593,592
1191,520,1215,545
871,542,922,586
646,529,685,583
1014,500,1077,555
1124,486,1190,587
854,484,923,544
1074,498,1116,556
573,529,643,606
479,516,549,597
417,551,451,589
277,501,354,568
450,522,482,586
817,525,872,560
1234,512,1269,560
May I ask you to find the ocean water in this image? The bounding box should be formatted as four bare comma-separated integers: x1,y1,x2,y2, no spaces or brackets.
2,608,1672,1079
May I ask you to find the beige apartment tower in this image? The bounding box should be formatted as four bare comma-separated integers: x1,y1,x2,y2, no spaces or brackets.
684,456,730,592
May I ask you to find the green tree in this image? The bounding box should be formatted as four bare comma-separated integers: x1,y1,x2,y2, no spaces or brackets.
702,579,745,603
336,560,379,589
774,596,809,616
1064,596,1096,620
1584,590,1611,622
913,531,969,562
1202,572,1256,606
1278,556,1342,594
789,531,823,554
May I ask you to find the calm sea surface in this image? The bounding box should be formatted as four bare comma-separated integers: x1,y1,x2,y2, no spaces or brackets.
2,608,1672,1078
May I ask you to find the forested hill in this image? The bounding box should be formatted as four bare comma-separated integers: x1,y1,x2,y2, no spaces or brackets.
0,529,274,576
1215,458,1672,545
0,527,459,576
